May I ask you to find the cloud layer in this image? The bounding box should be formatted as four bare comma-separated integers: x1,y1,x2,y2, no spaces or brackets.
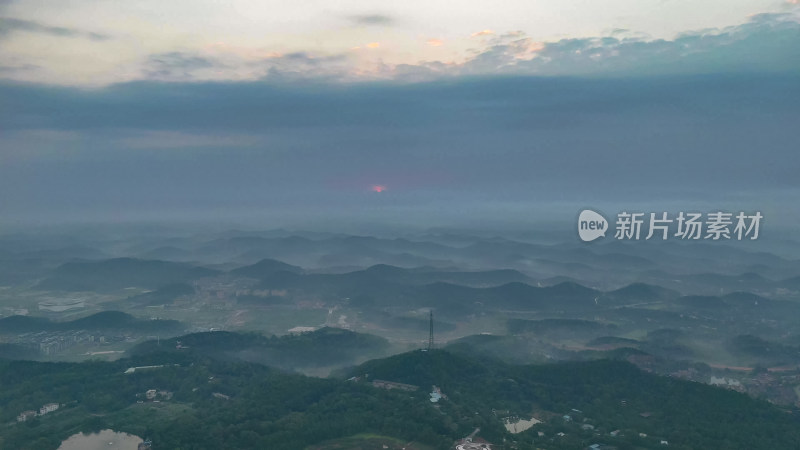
0,16,110,41
136,11,800,82
0,4,798,227
0,8,798,85
348,14,394,26
1,73,797,225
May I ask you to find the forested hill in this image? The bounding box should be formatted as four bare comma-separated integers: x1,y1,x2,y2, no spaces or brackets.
2,344,800,449
348,349,800,449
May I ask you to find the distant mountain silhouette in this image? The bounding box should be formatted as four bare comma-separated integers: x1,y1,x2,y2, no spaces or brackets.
37,258,219,291
230,258,304,278
0,311,182,333
129,327,390,371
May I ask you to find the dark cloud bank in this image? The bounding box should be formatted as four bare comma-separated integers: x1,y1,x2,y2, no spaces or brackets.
0,12,798,230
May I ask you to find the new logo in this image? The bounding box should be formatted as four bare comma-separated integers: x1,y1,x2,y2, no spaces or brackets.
578,209,608,242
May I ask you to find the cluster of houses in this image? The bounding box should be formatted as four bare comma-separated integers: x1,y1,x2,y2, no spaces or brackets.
136,388,173,403
532,409,671,448
16,402,60,422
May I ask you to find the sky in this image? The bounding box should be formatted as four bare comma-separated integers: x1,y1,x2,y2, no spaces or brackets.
1,1,799,231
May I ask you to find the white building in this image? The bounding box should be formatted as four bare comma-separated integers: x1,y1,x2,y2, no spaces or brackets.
39,403,59,415
17,410,37,422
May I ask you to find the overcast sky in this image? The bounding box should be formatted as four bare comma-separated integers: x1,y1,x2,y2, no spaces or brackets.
1,1,798,231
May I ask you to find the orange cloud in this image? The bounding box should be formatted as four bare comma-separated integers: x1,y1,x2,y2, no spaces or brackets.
366,42,381,48
471,29,495,37
426,38,444,47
